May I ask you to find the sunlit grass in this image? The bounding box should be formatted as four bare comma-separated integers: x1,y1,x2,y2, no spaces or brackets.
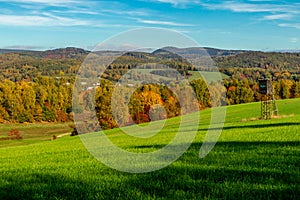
0,99,299,199
0,122,73,148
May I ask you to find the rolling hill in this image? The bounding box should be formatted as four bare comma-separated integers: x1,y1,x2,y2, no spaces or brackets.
0,98,299,199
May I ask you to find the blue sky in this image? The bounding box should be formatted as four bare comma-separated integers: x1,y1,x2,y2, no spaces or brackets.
0,0,299,50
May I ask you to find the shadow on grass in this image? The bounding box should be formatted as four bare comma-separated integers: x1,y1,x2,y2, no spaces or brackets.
124,164,299,200
126,141,300,199
133,141,300,150
1,141,299,200
197,122,300,131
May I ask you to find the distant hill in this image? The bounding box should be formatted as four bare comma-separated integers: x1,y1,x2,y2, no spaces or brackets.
3,46,300,59
155,46,250,57
1,46,300,81
110,46,250,67
0,47,90,59
40,47,90,59
0,49,37,54
270,49,300,53
0,46,248,59
214,51,300,69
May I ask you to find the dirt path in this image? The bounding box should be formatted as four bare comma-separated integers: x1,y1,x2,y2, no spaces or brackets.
57,132,71,138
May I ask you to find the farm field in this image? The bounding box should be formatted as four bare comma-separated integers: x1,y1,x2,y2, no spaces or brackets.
0,98,299,199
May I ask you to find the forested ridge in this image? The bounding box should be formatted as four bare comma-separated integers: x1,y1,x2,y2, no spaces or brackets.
1,47,300,127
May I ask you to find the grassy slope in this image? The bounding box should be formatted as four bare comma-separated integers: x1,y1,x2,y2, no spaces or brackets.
0,123,73,148
0,99,299,199
122,69,229,83
188,71,229,82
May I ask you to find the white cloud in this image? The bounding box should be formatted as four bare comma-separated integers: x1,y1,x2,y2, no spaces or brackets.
199,1,300,30
0,0,92,13
0,0,79,6
101,9,150,17
279,23,300,29
202,2,294,13
247,0,274,2
138,19,192,26
0,0,156,27
154,0,194,4
0,14,91,26
263,13,293,20
290,38,299,43
142,0,199,7
51,9,99,15
0,13,141,28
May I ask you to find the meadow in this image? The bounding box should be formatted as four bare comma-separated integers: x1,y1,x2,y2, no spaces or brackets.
122,68,229,83
0,123,73,148
0,99,299,199
187,71,229,82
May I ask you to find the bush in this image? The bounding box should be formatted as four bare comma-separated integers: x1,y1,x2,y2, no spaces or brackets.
8,129,22,140
69,124,78,136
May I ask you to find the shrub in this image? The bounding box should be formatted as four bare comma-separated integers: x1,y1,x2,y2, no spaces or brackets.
8,129,22,140
69,124,78,136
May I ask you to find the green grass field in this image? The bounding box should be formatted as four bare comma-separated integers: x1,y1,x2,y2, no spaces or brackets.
123,69,229,83
187,71,229,82
0,99,299,199
0,123,73,148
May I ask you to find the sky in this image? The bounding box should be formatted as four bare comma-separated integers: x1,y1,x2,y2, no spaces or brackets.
0,0,299,51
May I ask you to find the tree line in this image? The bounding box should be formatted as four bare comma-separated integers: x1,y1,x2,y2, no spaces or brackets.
0,77,73,123
1,75,300,126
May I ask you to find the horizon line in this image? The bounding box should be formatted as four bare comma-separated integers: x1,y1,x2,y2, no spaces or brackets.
1,46,300,53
